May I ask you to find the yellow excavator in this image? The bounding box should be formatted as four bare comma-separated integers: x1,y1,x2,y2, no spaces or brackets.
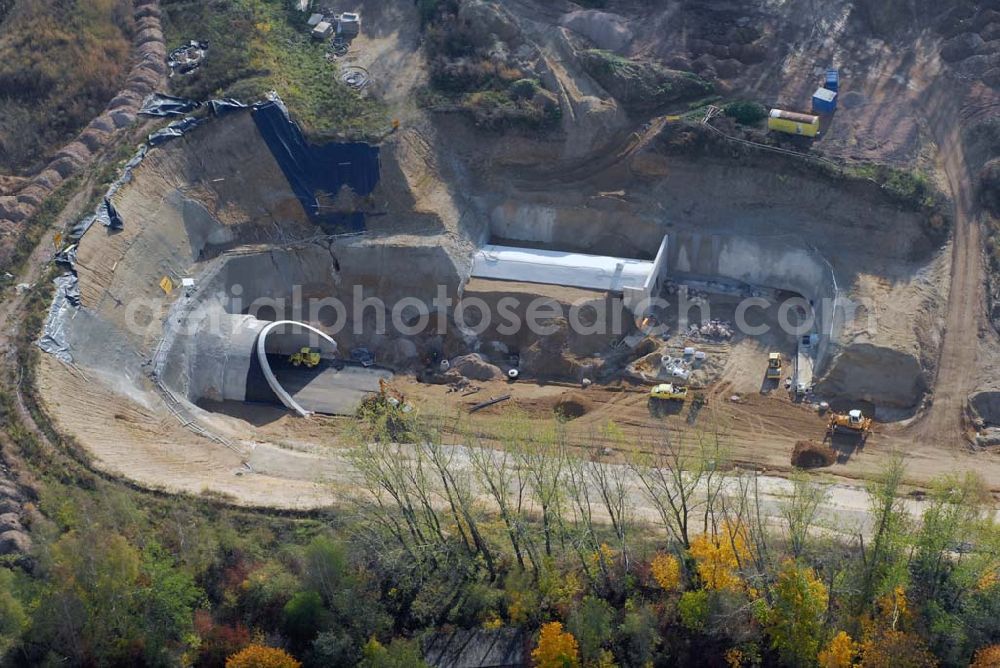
766,352,782,380
827,409,873,438
289,347,321,368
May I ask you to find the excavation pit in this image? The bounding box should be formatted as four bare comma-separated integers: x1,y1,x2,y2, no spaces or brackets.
27,72,955,507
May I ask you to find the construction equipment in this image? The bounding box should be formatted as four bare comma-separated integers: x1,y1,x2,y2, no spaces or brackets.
766,352,782,380
351,347,375,367
827,409,873,438
289,347,321,368
649,383,688,401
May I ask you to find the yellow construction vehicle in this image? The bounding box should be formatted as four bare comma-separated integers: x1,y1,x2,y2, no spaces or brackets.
827,409,873,438
766,352,782,380
650,383,688,401
289,347,321,368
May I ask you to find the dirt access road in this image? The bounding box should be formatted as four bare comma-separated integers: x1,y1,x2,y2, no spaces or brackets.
910,80,986,447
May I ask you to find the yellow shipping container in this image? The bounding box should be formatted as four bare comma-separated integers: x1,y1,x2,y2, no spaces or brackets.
767,109,819,137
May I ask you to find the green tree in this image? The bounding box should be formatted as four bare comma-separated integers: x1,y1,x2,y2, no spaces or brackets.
724,101,768,125
678,590,710,631
617,603,659,666
358,637,429,668
0,569,26,656
909,473,998,664
282,591,328,648
137,542,203,662
855,453,910,619
28,531,201,665
567,596,614,663
37,530,142,664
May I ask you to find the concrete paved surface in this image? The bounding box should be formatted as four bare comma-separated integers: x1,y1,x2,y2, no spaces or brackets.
272,359,391,415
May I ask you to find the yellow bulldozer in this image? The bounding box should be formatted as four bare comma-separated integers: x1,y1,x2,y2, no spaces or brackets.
827,409,873,439
766,352,782,380
289,347,321,368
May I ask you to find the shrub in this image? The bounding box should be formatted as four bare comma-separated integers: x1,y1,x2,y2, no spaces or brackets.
980,158,1000,216
282,591,327,647
724,100,768,125
357,638,428,668
567,597,613,663
678,590,710,631
972,645,1000,668
509,78,541,100
580,50,713,111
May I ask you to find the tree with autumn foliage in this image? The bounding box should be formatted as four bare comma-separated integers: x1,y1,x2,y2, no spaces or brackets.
971,645,1000,668
764,560,829,667
818,631,858,668
855,588,937,668
225,644,301,668
650,553,682,591
688,521,751,592
532,621,581,668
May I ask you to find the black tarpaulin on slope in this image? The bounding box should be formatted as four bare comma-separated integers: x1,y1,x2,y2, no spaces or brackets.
251,100,380,232
138,93,202,117
148,116,207,146
95,145,148,230
209,98,248,116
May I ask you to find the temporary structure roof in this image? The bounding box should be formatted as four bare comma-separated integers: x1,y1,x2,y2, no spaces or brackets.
471,244,654,292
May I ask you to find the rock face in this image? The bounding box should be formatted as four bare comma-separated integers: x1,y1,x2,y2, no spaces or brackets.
941,32,987,62
560,10,634,53
855,0,938,35
970,391,1000,427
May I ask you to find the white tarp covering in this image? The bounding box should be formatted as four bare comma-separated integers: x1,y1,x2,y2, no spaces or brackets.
471,245,654,292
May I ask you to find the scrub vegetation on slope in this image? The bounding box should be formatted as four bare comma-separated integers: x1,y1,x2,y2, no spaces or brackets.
0,0,134,175
160,0,387,139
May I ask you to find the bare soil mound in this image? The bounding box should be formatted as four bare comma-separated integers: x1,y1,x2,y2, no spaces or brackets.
791,440,836,468
815,343,928,409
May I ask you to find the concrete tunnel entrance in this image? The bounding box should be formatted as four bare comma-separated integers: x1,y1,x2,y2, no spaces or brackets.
161,312,391,418
250,320,391,417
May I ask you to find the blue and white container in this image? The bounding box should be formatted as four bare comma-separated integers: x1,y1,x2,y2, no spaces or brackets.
812,87,837,114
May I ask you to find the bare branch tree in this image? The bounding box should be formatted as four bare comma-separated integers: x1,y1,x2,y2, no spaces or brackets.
780,472,829,558
626,428,728,549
